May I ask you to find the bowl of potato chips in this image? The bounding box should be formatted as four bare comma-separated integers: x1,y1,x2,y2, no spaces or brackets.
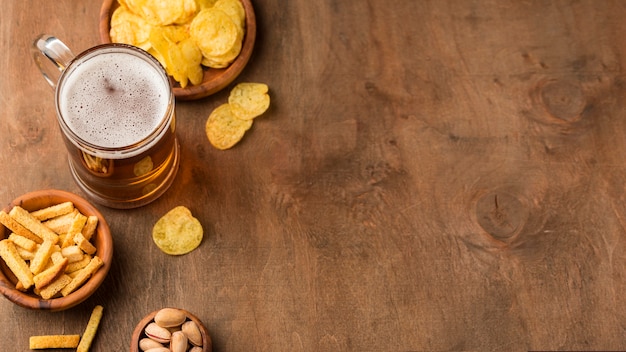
0,189,112,311
100,0,256,100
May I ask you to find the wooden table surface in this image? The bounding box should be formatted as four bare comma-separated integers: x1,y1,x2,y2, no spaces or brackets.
2,0,626,351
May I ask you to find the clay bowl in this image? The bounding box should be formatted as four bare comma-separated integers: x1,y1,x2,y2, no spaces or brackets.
0,189,113,311
130,308,212,352
99,0,257,101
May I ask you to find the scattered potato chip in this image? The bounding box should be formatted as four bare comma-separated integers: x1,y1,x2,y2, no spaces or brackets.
152,206,203,255
228,83,270,120
205,82,270,149
205,103,253,150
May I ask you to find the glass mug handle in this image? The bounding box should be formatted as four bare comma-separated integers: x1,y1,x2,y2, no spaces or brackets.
32,34,75,89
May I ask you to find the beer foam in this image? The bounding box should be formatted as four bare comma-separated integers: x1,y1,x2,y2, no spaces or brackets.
59,50,170,149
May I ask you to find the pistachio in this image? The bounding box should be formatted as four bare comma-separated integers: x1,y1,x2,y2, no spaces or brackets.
189,347,203,352
171,331,189,352
144,348,170,352
139,337,164,351
182,320,202,346
144,322,171,344
154,308,187,328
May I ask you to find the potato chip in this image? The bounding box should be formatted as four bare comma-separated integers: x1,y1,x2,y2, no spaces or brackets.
228,83,270,120
175,0,200,24
148,24,198,87
120,0,140,13
196,0,218,9
152,206,203,255
179,38,204,85
205,103,253,150
149,26,176,70
168,44,189,87
137,0,185,26
159,24,190,43
200,26,243,68
110,5,153,50
214,0,246,29
134,156,154,176
190,8,240,58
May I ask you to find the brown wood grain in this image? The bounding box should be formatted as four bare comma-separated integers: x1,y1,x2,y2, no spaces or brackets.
1,0,625,351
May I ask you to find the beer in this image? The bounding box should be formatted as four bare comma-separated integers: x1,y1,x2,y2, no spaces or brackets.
54,44,179,208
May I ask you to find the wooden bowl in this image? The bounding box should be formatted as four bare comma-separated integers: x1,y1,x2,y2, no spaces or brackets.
0,189,113,311
99,0,257,101
130,308,212,352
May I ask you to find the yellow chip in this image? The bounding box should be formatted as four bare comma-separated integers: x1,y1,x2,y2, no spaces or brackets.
149,25,196,87
196,0,218,9
160,24,190,43
168,43,189,88
179,38,204,85
149,26,175,70
190,8,240,57
110,5,152,50
214,0,246,29
200,26,243,68
152,206,203,255
228,83,271,120
175,0,200,24
137,0,185,26
134,156,154,176
205,103,253,150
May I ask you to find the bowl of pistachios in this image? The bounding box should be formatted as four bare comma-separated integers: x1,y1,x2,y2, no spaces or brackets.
130,307,212,352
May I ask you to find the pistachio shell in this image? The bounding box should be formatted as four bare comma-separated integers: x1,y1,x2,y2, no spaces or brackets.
154,308,187,328
144,322,171,343
182,320,203,346
139,337,164,351
144,348,170,352
170,331,188,352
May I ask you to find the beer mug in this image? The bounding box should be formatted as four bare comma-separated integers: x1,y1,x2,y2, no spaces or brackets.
32,35,180,209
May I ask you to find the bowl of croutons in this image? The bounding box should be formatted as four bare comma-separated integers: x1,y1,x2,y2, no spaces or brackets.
131,307,212,352
0,189,112,311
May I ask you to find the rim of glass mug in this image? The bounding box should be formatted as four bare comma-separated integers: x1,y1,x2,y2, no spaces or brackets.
32,35,175,160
